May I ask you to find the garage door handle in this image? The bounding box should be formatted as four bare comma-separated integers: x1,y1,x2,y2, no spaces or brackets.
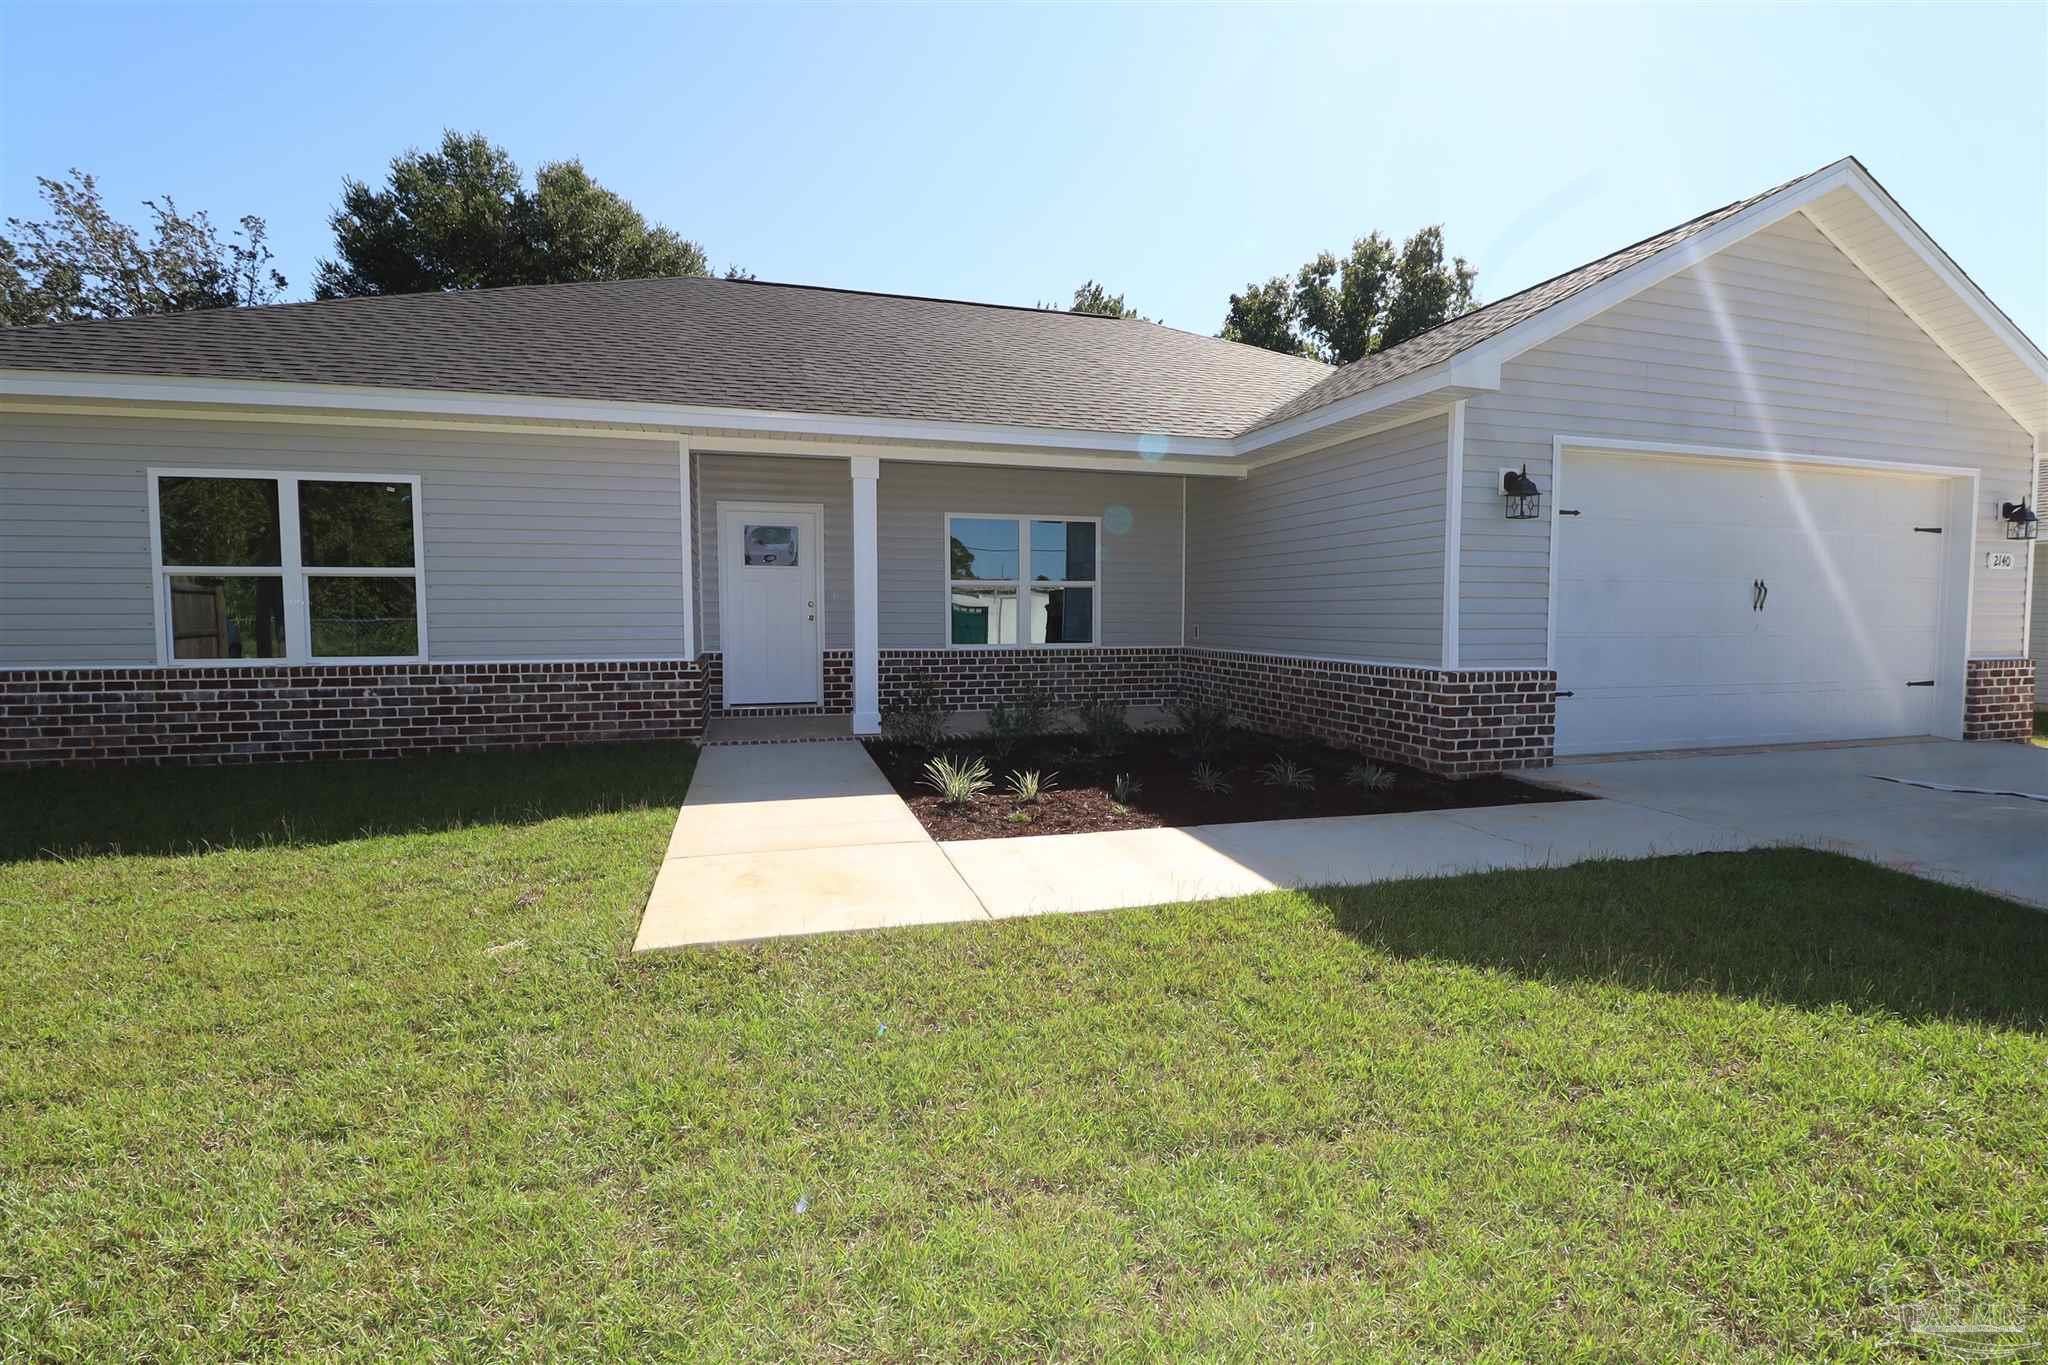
1752,579,1768,612
1906,679,1935,687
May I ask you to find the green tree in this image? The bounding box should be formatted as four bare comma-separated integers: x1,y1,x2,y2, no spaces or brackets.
1380,225,1478,349
1293,232,1397,365
314,130,710,298
1218,276,1307,355
2,171,284,326
1218,225,1477,363
1068,280,1141,319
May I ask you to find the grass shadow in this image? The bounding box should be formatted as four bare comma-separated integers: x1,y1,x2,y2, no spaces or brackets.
0,741,698,862
1309,848,2048,1032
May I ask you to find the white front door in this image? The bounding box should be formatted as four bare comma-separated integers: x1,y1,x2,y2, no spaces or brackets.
1554,451,1950,755
719,503,822,705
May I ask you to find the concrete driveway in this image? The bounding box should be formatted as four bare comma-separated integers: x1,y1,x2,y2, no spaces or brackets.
1535,739,2047,907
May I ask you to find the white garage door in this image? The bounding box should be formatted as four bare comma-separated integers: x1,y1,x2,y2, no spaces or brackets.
1553,451,1950,756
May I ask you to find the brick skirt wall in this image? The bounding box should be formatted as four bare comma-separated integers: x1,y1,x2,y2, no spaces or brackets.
0,649,1550,774
1,661,704,769
1180,649,1556,778
702,650,854,717
878,647,1180,713
1963,658,2036,741
39,646,2025,775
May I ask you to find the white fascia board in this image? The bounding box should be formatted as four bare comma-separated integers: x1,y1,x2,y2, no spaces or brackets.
1842,170,2048,385
1232,354,1500,457
693,433,1244,478
0,369,1242,461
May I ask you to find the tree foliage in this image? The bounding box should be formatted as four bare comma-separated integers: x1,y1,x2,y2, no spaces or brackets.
1219,225,1477,364
1218,277,1305,355
314,130,710,298
1,171,284,326
1067,280,1141,319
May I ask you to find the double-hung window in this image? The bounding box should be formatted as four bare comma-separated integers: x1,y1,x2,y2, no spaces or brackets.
150,470,424,664
946,514,1098,646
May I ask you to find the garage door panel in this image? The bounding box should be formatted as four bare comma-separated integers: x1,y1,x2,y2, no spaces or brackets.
1555,452,1948,755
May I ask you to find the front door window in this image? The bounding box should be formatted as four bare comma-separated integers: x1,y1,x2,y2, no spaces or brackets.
744,524,799,567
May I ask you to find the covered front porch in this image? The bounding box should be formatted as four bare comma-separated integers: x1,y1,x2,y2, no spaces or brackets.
683,439,1206,733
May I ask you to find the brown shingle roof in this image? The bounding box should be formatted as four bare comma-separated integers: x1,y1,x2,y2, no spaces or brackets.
0,275,1331,441
1244,164,1833,434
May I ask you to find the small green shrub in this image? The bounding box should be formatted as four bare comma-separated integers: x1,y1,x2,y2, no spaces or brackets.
987,686,1055,750
1191,762,1233,795
1077,699,1130,754
1343,762,1396,793
1005,769,1057,803
1005,809,1035,826
881,674,951,750
1111,772,1143,805
1167,696,1233,757
920,753,992,806
1258,756,1315,792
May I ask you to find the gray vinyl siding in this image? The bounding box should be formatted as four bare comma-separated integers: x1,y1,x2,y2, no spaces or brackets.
0,414,685,665
1184,413,1447,663
694,454,1185,650
878,462,1183,648
694,452,854,652
1459,211,2038,667
2035,465,2047,705
2034,552,2047,705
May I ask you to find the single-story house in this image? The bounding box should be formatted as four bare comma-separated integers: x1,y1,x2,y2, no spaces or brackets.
1,156,2042,774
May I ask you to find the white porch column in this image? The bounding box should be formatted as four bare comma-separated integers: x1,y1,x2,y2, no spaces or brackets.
677,437,695,659
850,455,881,734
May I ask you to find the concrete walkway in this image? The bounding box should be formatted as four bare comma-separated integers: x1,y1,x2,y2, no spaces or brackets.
940,798,1750,919
636,737,2045,949
634,742,985,949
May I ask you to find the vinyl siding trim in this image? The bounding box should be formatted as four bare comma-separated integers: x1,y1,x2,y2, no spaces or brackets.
1460,213,2037,669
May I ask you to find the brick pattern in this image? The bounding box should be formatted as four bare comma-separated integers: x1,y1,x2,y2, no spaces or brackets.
702,650,853,716
1430,669,1559,776
878,647,1180,713
1,661,704,769
3,646,1560,775
1963,657,2036,741
1180,648,1555,778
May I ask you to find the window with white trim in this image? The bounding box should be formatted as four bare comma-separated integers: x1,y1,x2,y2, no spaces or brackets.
151,470,424,664
946,514,1098,646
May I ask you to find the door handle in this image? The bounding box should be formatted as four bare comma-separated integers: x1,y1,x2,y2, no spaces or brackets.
1752,578,1768,612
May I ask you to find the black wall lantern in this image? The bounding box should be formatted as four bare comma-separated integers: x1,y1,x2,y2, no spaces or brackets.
1501,465,1541,520
2002,498,2039,540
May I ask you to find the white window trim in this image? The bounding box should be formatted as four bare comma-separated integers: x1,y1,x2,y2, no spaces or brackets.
943,511,1104,649
147,467,428,667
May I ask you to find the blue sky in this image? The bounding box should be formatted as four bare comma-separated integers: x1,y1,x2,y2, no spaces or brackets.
3,2,2043,344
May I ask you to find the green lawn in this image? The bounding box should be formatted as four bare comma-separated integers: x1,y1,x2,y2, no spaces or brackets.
3,747,2045,1362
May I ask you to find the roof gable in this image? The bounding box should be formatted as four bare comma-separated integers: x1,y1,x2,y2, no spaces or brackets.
1246,158,2048,446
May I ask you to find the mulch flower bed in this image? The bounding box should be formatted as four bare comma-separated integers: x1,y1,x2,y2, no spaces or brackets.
864,728,1582,841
